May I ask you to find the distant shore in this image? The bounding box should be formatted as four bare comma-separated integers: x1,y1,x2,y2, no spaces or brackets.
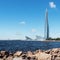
42,40,60,42
0,39,60,42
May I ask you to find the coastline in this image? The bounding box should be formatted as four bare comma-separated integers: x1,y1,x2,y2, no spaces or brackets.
0,39,60,42
0,48,60,60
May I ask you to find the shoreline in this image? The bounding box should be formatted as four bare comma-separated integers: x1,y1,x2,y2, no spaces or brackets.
0,48,60,60
0,39,60,41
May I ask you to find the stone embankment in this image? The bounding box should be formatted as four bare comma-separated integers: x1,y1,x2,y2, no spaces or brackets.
0,48,60,60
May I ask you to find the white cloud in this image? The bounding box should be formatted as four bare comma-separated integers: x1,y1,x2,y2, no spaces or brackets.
31,29,36,33
20,21,26,25
49,2,56,8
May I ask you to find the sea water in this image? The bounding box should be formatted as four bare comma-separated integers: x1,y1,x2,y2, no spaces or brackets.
0,40,60,52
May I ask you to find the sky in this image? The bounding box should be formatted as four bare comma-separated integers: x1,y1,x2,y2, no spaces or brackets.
0,0,60,40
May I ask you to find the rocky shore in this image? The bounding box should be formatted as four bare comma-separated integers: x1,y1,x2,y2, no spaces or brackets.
0,48,60,60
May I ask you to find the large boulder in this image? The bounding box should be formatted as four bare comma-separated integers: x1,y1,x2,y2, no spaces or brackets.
0,51,9,58
0,51,6,57
6,56,13,60
34,52,51,60
55,57,60,60
44,49,51,54
27,51,33,57
34,49,43,54
52,48,59,53
0,59,3,60
14,51,22,57
21,54,27,59
13,57,26,60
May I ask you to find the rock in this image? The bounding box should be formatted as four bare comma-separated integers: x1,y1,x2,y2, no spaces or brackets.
52,48,59,53
52,53,57,57
57,53,60,57
3,55,6,60
14,51,22,57
55,57,60,60
9,52,13,56
34,52,51,60
1,48,60,60
0,51,9,58
0,51,6,57
13,57,24,60
44,49,51,54
27,51,33,57
34,49,43,54
22,54,27,59
0,59,3,60
27,57,32,60
27,56,37,60
6,56,13,60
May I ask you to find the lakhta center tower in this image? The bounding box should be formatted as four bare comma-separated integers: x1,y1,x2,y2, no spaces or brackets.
44,8,49,40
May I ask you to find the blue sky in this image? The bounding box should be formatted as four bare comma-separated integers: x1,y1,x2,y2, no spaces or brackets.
0,0,60,40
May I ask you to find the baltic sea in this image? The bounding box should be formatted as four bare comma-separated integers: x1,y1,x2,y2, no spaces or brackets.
0,40,60,52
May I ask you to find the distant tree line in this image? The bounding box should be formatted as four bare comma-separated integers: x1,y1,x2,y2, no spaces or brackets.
47,37,60,40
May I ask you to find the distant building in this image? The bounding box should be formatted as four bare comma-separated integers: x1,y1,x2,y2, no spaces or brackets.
35,35,44,41
44,8,49,40
25,36,32,40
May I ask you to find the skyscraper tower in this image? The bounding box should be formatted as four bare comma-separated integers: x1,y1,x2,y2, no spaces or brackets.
44,8,49,40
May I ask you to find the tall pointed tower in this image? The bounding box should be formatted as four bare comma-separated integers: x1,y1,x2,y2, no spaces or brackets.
44,8,49,40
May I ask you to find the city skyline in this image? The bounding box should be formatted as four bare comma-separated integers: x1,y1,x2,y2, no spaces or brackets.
0,0,60,40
